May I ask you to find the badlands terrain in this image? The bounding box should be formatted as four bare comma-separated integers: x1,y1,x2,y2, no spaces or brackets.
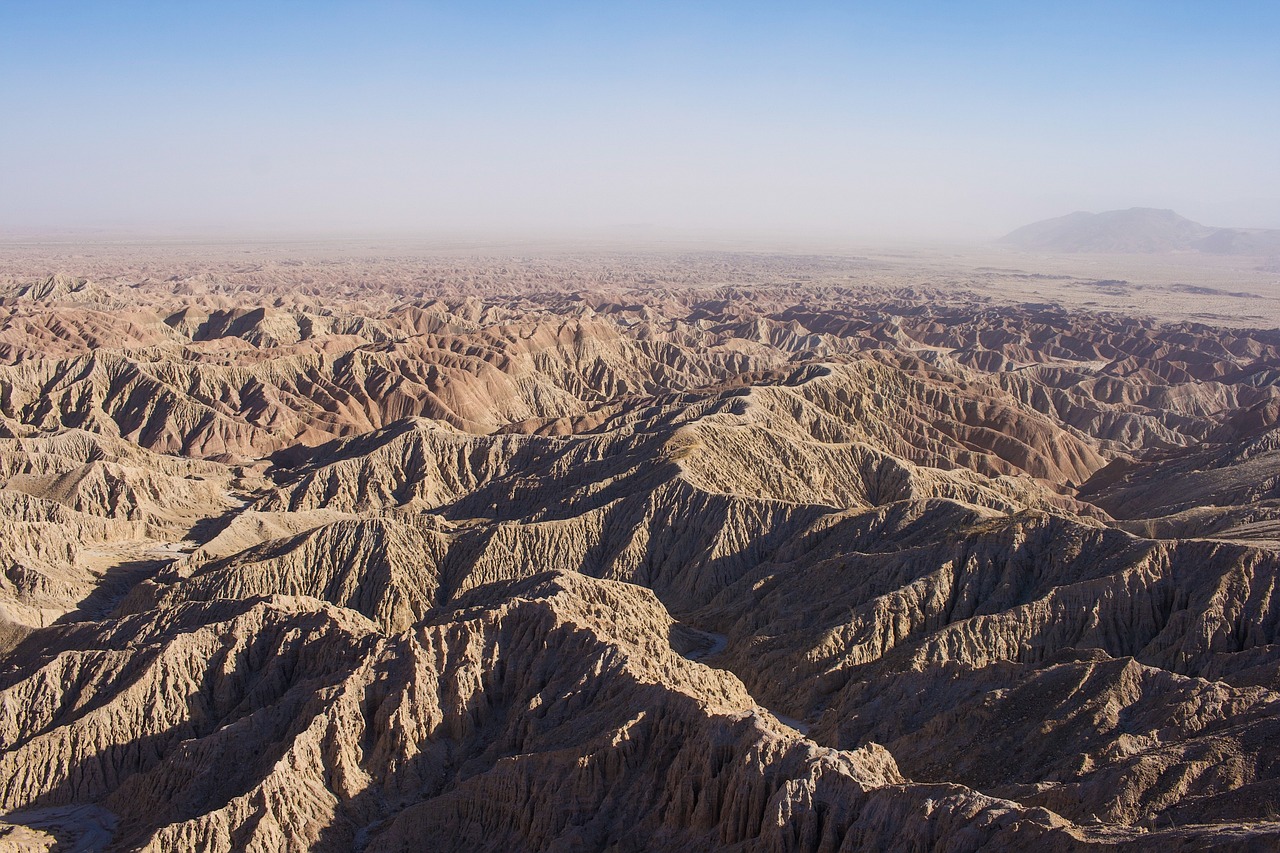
0,240,1279,851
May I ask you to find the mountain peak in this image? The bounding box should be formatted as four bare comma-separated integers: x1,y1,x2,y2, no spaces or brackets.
1001,208,1280,254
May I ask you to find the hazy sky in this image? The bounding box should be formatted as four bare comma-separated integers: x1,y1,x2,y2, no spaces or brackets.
2,1,1278,240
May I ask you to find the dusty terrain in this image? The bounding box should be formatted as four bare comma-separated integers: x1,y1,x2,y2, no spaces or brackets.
1,240,1279,851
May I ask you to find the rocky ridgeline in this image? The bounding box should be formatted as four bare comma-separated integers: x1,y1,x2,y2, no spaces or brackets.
0,268,1279,850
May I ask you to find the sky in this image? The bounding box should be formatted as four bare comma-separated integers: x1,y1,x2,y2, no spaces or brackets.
1,1,1278,241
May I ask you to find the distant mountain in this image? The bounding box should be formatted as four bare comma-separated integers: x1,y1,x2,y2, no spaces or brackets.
1001,207,1280,254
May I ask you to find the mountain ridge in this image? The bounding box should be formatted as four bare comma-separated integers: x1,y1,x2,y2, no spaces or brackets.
2,256,1280,849
1001,207,1280,254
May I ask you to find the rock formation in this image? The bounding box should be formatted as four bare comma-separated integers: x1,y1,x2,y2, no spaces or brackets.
0,252,1278,850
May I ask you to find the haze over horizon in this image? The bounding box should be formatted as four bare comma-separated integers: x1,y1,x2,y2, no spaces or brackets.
3,1,1278,241
7,8,1280,848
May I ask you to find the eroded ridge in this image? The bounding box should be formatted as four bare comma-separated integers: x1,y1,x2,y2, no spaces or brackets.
1,257,1279,851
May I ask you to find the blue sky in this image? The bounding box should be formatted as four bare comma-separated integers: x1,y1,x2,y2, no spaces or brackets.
2,1,1277,238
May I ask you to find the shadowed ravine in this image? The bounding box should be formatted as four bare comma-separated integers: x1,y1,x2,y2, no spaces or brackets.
1,258,1280,851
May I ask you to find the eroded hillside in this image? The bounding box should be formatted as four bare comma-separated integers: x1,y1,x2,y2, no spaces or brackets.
1,252,1279,851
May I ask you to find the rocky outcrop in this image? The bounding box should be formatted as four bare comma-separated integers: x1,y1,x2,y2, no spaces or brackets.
1,260,1279,849
0,572,1115,852
126,518,450,632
